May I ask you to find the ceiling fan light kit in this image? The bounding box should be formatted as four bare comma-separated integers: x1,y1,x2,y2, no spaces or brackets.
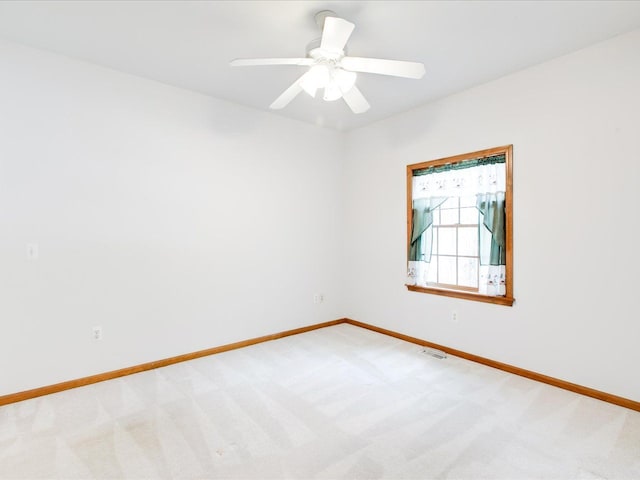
230,10,425,114
300,65,357,101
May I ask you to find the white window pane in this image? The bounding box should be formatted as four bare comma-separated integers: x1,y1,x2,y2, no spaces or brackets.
460,195,477,208
458,257,478,287
460,207,478,225
438,228,456,255
458,227,478,256
439,256,456,285
432,209,440,226
426,257,438,283
441,197,459,209
440,208,458,225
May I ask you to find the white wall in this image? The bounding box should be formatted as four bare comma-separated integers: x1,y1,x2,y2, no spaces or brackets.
0,39,345,396
3,28,640,404
343,29,640,402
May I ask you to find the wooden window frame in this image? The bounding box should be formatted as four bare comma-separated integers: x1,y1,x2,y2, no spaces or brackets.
406,145,515,306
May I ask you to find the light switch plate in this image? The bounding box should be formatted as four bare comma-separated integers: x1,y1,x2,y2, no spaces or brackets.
27,243,39,260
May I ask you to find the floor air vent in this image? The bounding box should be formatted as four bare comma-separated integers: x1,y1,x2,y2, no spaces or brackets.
423,348,447,359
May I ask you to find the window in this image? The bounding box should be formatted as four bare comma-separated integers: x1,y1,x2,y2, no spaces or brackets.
428,195,480,291
406,145,514,306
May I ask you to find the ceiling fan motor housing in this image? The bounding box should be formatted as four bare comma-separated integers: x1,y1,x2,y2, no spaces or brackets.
306,38,346,61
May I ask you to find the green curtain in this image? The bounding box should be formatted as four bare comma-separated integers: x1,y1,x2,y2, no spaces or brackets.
409,197,447,261
476,192,506,265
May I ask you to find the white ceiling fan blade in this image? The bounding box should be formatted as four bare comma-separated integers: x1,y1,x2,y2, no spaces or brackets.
320,17,355,53
269,72,312,109
231,58,314,67
341,85,370,114
341,57,425,79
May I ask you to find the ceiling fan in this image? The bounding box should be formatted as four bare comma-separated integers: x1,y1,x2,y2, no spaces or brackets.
230,10,425,114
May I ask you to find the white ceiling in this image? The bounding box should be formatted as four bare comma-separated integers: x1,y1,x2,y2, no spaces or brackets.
1,1,640,131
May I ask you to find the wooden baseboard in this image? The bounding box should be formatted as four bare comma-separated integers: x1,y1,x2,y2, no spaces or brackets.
0,318,347,407
344,318,640,412
3,317,638,413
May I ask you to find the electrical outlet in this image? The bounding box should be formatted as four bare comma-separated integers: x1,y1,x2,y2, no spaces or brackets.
92,326,102,341
451,311,459,323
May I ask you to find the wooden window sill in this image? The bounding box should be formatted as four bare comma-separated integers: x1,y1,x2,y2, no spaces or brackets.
406,284,515,306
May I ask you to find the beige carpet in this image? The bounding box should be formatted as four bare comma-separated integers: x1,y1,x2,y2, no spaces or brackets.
1,323,639,479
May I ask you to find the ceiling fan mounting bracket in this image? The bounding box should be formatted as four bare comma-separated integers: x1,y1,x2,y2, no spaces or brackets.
314,10,338,29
